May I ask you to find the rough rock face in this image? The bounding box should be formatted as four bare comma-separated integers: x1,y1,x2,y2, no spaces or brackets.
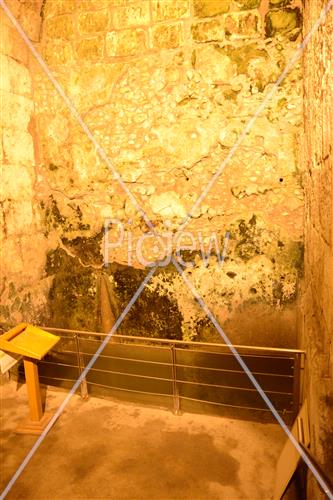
301,0,333,496
0,0,48,327
2,0,304,346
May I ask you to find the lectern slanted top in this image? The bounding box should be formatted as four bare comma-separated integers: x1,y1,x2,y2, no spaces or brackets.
0,323,60,435
0,323,59,359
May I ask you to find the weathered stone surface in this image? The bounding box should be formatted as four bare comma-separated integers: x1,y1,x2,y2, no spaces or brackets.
301,1,333,497
44,15,75,40
0,55,31,95
269,0,291,6
235,0,261,9
151,22,184,49
0,23,29,64
3,129,34,165
265,8,302,38
76,0,111,12
106,29,147,56
18,5,42,41
42,40,74,66
191,18,224,42
150,192,187,219
225,11,261,39
152,0,190,21
112,3,150,28
193,0,231,17
0,92,33,131
1,0,304,343
194,45,236,81
1,165,34,203
78,9,110,34
43,0,76,18
75,36,105,61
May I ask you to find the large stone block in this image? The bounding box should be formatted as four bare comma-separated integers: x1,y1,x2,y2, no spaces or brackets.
269,0,292,6
194,44,236,82
0,55,32,96
18,6,42,42
235,0,261,9
76,36,105,61
112,3,150,28
152,0,190,22
42,40,74,66
193,0,231,18
68,63,125,113
106,29,147,57
1,238,25,274
76,0,111,11
0,23,29,65
78,9,110,34
265,8,301,37
3,129,35,165
43,0,76,19
225,11,261,39
191,17,224,42
0,91,33,131
44,15,75,40
1,165,34,202
151,22,184,49
2,197,35,237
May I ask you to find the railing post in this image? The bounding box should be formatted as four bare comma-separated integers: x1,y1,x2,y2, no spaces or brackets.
171,344,180,415
74,334,88,400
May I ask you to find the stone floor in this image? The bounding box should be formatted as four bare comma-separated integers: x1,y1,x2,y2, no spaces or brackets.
1,378,287,499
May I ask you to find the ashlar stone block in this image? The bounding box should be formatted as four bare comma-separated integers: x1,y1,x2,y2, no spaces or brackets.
0,91,33,131
112,3,150,28
265,8,302,38
151,22,184,49
78,9,110,34
76,36,105,61
193,0,231,18
191,17,224,42
3,129,35,165
225,11,261,39
106,29,147,57
42,40,74,66
152,0,190,22
44,15,75,40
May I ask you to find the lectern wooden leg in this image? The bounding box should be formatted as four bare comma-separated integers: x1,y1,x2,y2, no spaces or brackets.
15,358,56,435
23,358,43,421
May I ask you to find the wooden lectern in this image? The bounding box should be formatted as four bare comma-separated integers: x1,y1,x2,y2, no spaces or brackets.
0,323,60,435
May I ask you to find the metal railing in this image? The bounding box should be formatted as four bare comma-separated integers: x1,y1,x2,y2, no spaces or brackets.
20,326,305,422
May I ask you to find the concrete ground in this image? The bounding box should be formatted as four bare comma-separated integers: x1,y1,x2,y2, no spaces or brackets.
1,378,286,499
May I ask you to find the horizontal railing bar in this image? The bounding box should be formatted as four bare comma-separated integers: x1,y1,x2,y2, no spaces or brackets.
38,360,78,369
85,366,173,382
86,381,173,399
47,350,78,356
53,346,296,368
179,394,295,413
41,326,306,356
176,378,293,395
38,375,77,383
37,368,293,396
175,364,294,378
45,351,294,378
76,352,171,364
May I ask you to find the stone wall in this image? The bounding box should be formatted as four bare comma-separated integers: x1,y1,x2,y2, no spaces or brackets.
2,0,304,345
301,0,333,496
0,0,51,327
